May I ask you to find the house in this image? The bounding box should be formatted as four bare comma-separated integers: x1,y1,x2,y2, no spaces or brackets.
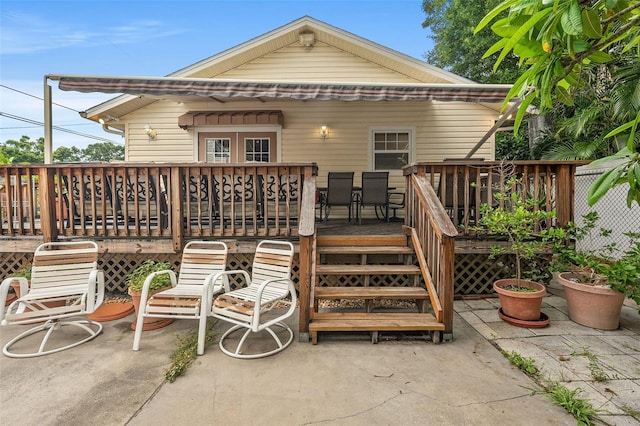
55,16,511,192
19,17,584,343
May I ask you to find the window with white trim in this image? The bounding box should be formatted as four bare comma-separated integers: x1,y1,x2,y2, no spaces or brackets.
205,138,231,163
372,130,411,170
245,138,270,162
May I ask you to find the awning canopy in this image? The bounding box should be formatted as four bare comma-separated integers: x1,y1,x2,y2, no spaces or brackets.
54,75,512,103
178,111,284,129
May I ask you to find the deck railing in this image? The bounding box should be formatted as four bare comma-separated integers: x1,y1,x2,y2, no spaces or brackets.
411,161,587,235
404,171,458,335
0,163,318,249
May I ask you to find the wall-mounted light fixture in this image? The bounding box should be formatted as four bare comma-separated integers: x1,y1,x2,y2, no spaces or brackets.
98,115,120,124
144,124,157,140
320,124,329,141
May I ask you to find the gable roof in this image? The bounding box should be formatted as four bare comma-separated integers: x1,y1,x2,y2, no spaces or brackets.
77,16,503,122
173,16,473,84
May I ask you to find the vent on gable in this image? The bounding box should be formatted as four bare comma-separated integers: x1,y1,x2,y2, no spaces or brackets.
299,32,315,47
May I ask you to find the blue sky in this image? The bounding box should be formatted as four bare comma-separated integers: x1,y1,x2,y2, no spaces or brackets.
0,0,434,149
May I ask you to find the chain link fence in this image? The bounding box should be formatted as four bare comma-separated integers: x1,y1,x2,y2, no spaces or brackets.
574,161,640,258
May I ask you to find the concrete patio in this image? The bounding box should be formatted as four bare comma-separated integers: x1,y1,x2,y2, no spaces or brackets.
0,279,638,425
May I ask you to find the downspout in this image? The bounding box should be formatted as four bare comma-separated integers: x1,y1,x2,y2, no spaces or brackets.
44,76,53,164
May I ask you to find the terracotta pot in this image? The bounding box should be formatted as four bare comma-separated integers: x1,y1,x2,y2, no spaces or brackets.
493,279,546,321
558,272,625,330
10,279,65,310
10,279,26,298
129,287,174,331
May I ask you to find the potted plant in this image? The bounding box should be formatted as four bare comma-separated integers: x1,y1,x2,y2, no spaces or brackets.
126,260,175,331
9,263,31,298
475,177,561,325
552,212,640,330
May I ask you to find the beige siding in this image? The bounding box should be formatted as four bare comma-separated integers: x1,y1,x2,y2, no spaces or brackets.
217,42,420,83
123,98,496,189
124,101,194,162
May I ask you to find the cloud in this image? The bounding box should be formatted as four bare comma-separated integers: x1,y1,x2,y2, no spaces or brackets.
1,12,186,55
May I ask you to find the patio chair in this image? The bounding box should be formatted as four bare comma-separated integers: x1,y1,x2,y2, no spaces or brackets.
387,191,405,222
211,240,296,359
132,241,228,356
356,171,389,224
0,241,104,358
323,172,355,223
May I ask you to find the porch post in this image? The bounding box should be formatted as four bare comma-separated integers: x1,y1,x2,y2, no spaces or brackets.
39,167,57,242
170,166,184,251
298,234,312,342
555,164,573,227
43,77,53,164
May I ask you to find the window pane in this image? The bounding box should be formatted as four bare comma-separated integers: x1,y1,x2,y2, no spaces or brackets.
375,153,409,170
372,130,411,171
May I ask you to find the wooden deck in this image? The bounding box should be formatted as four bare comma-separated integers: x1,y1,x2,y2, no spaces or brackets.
1,161,586,343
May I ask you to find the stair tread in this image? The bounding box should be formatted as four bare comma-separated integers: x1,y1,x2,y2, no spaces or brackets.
317,235,407,247
316,264,421,274
314,286,428,299
318,246,414,254
309,313,445,331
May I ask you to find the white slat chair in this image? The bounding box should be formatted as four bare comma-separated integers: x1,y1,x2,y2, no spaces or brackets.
0,241,104,358
132,241,228,355
211,240,296,359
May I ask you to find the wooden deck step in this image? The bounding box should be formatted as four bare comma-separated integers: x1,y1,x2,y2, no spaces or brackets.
308,313,445,344
314,286,428,300
317,235,408,247
317,246,414,255
315,264,421,275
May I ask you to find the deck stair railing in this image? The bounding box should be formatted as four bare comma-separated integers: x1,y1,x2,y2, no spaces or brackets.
404,171,458,338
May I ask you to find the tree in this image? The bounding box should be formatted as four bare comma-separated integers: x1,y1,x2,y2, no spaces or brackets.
53,146,83,163
1,137,125,164
422,0,522,83
423,0,533,161
82,142,124,162
0,136,44,163
476,0,640,207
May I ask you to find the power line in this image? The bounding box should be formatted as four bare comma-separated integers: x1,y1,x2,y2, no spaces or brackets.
1,122,98,130
0,112,121,144
0,84,80,113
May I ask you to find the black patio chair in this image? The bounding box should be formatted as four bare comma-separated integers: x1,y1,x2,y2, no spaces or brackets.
323,172,355,223
357,171,389,224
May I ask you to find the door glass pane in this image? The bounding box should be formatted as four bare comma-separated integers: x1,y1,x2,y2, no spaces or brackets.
245,138,270,162
205,138,230,163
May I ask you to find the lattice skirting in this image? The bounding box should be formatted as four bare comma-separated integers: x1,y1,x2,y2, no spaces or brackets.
1,251,548,296
0,252,300,294
454,253,552,296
